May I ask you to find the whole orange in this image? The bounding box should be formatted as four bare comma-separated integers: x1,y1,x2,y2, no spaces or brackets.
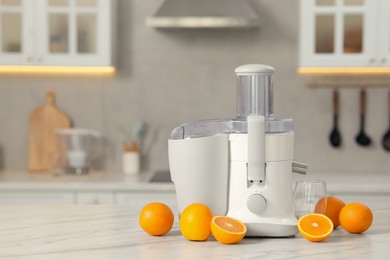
339,202,373,234
180,203,213,241
139,202,174,236
315,196,345,228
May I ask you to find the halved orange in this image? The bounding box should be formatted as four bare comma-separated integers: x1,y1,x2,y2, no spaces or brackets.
211,216,247,244
297,213,334,242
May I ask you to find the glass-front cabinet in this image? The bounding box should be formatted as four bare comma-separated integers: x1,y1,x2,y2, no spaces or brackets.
0,0,114,67
0,0,29,64
379,0,390,66
300,0,380,68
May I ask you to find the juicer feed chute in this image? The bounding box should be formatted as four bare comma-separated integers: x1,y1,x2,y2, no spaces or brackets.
168,64,306,237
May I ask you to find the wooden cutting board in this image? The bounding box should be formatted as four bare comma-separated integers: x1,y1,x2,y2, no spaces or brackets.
28,91,71,172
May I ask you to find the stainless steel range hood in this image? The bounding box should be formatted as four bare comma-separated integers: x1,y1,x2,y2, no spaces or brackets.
146,0,261,29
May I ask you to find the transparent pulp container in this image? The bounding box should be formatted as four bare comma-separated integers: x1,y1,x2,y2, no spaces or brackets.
169,64,292,216
55,129,101,175
235,64,274,119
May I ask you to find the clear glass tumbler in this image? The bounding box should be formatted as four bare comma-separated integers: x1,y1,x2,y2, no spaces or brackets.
293,180,327,219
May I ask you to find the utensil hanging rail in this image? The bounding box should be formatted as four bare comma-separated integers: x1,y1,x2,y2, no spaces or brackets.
303,76,390,88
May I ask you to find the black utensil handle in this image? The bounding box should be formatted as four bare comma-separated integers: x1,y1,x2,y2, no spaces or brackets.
333,115,339,129
360,114,365,131
333,89,339,116
388,89,390,116
360,89,366,116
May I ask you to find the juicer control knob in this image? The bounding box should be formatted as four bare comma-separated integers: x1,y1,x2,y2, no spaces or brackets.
247,194,267,215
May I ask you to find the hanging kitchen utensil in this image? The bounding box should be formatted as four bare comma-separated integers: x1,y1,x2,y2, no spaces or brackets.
28,91,71,172
355,89,372,147
382,90,390,151
329,89,342,147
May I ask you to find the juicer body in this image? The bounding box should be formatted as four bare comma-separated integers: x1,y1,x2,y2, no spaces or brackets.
168,128,298,237
227,132,297,237
168,64,304,237
168,135,229,217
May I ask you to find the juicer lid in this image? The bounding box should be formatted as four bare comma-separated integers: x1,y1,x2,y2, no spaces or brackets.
170,118,293,140
235,64,275,75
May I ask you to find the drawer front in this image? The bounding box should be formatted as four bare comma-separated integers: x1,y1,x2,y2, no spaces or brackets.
76,192,115,205
332,194,390,210
116,192,177,214
0,191,74,204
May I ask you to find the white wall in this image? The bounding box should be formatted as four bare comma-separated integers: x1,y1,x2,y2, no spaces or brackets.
0,0,389,175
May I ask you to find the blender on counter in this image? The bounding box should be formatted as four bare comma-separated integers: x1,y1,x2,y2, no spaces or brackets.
56,128,101,175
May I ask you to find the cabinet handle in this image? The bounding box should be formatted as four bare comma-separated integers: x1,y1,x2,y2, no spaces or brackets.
91,196,99,204
381,58,387,63
27,56,33,63
37,57,44,63
369,58,376,64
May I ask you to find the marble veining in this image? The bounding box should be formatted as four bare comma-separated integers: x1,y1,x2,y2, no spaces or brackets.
0,205,389,259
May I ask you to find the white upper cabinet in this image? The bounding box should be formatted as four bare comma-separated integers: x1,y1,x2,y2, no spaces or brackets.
378,0,390,66
0,0,29,65
300,0,379,68
0,0,114,67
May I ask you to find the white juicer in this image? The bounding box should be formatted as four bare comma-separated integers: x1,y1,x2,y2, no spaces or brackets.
168,64,307,237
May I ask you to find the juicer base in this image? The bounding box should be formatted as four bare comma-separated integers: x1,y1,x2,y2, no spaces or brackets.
244,222,298,237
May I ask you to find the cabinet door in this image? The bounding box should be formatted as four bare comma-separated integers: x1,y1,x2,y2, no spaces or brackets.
0,191,74,204
300,0,376,67
332,193,390,210
378,0,390,66
0,0,33,64
76,191,115,205
36,0,112,66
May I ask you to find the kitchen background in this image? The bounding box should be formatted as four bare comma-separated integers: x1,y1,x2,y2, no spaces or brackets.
0,0,389,174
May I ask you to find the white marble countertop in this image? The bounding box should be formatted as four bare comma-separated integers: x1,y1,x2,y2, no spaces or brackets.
0,205,389,259
0,170,389,194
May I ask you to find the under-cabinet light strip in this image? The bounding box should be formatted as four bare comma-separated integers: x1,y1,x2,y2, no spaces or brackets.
0,66,116,75
298,67,390,75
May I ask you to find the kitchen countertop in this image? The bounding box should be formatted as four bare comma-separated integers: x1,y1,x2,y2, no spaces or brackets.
0,170,390,194
0,205,389,259
0,171,175,192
